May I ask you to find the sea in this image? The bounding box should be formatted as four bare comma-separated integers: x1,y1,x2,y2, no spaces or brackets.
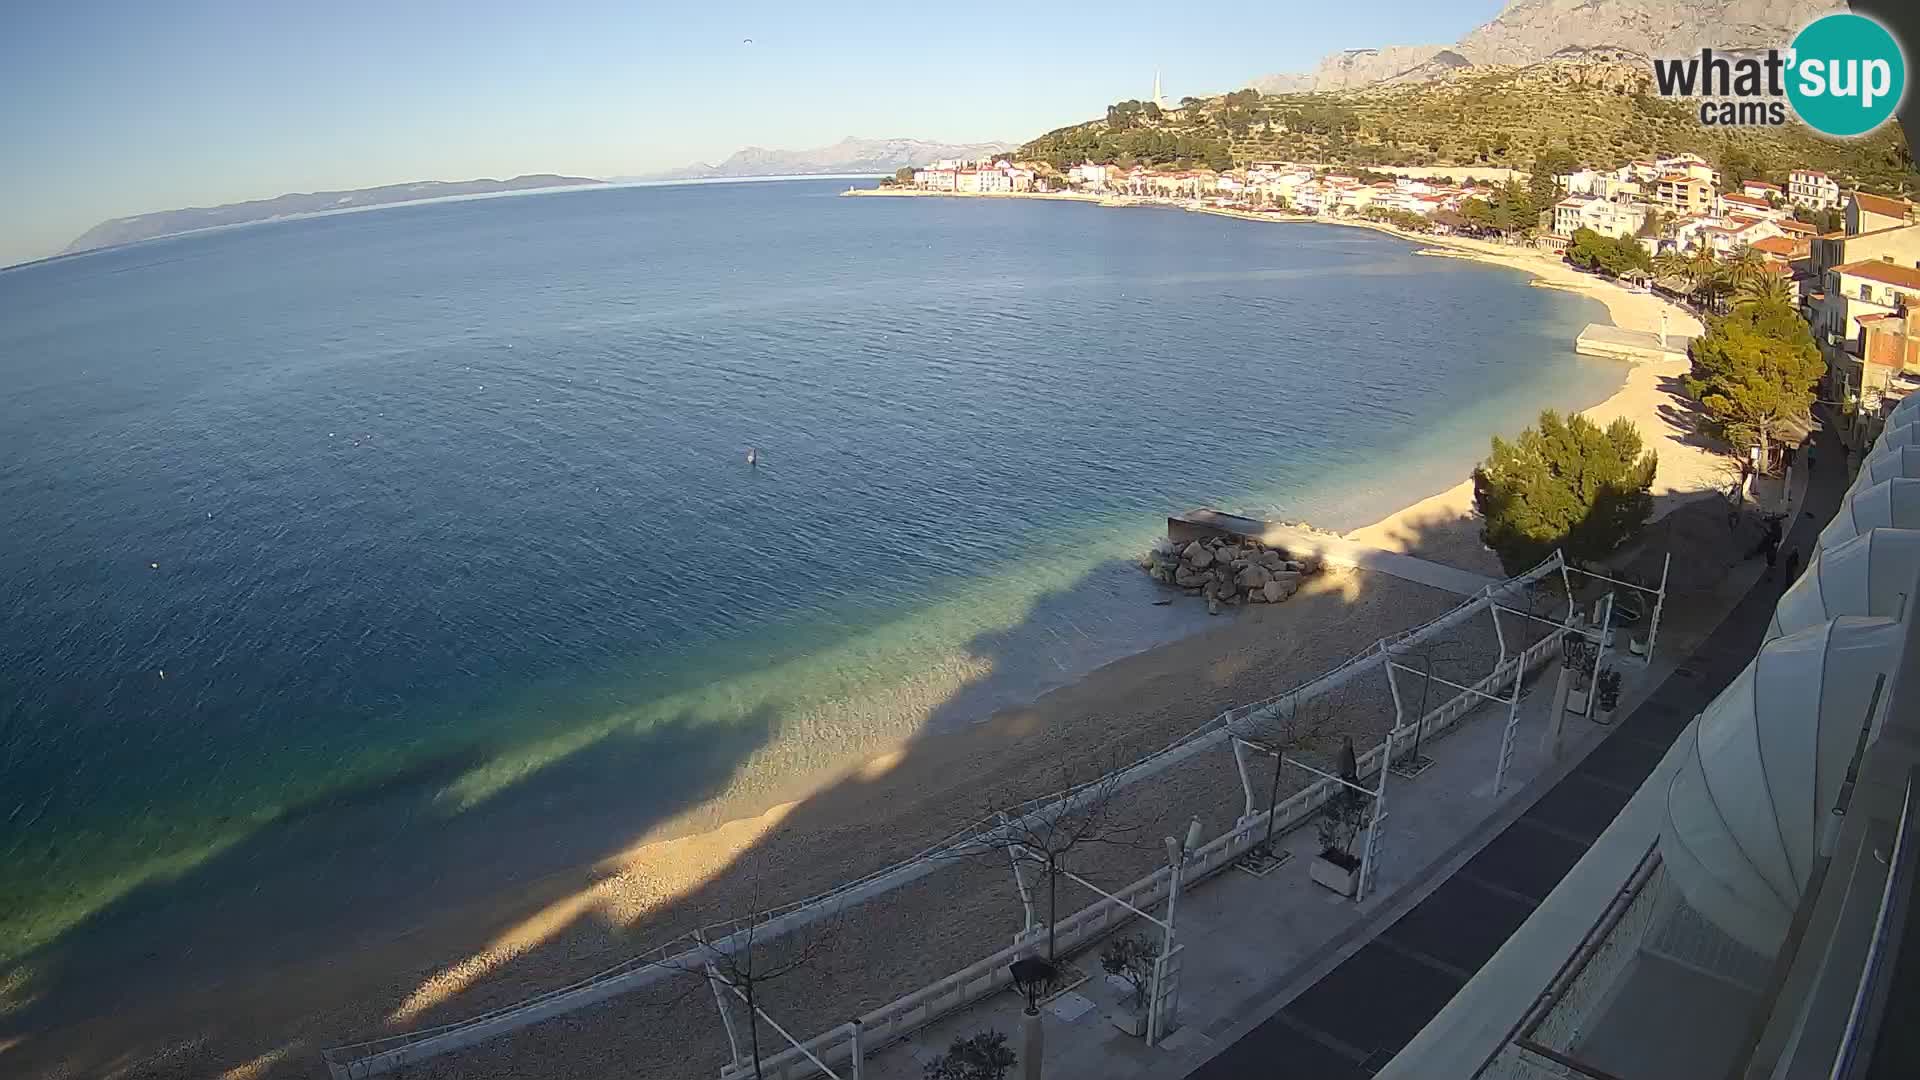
0,179,1619,985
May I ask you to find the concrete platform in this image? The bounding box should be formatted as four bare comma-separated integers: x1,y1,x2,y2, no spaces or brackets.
1168,509,1502,598
1575,323,1694,363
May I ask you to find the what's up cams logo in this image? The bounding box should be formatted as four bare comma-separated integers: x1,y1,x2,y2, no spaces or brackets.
1652,13,1907,137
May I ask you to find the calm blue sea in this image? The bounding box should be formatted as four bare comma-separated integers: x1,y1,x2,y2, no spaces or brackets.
0,179,1618,971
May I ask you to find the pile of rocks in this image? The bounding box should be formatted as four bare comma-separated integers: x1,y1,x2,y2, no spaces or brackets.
1139,535,1325,614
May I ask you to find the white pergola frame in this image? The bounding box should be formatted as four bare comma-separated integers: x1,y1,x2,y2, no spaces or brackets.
701,932,855,1080
1004,826,1199,1047
1232,730,1396,901
1563,554,1672,663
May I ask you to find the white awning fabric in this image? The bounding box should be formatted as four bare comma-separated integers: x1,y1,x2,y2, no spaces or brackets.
1818,478,1920,553
1770,528,1920,641
1870,420,1920,454
1887,393,1920,426
1851,444,1920,495
1660,616,1901,955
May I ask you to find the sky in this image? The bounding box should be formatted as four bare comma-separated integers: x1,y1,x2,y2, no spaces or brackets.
0,0,1505,267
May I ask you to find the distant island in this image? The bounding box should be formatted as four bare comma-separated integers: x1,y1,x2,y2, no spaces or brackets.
63,174,603,255
622,136,1015,183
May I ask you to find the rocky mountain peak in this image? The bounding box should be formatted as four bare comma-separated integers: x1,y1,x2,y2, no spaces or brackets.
1249,0,1843,93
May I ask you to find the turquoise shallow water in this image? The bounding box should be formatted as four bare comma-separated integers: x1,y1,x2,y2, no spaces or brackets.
0,180,1619,978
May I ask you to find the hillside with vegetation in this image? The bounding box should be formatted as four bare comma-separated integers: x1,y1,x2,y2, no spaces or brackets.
1019,59,1915,194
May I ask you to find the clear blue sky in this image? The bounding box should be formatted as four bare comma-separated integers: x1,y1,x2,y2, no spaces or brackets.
0,0,1503,266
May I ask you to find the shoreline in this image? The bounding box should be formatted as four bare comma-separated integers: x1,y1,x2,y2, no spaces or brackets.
22,185,1724,1080
849,187,1714,568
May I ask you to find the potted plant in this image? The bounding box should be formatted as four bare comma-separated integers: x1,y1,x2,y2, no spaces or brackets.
1098,933,1162,1036
1309,738,1367,897
924,1029,1016,1080
1595,668,1622,720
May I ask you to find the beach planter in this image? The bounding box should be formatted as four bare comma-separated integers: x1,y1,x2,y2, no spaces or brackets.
1309,850,1361,897
1595,669,1622,722
1099,934,1158,1039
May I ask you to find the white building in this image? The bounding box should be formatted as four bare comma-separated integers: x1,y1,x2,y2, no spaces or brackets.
1068,162,1110,189
912,168,957,192
1791,169,1842,210
1656,153,1720,187
1559,169,1641,202
1716,192,1791,221
1552,194,1649,240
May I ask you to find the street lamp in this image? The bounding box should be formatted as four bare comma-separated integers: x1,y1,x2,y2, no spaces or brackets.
1008,955,1056,1080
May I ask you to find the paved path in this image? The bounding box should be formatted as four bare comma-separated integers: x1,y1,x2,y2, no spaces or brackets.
1259,525,1503,599
1180,425,1847,1079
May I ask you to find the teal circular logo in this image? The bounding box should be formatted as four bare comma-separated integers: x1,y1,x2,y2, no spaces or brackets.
1787,13,1906,137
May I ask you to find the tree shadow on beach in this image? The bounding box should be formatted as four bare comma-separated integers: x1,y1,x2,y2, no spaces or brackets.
3,518,1533,1080
0,701,785,1079
1652,373,1729,453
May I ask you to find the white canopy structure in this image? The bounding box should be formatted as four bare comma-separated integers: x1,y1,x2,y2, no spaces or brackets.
1868,420,1920,454
1818,478,1920,553
1850,444,1920,494
1660,616,1902,955
1770,528,1920,641
1886,392,1920,426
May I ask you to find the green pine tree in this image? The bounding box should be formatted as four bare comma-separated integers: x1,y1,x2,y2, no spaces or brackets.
1684,300,1825,468
1473,411,1659,574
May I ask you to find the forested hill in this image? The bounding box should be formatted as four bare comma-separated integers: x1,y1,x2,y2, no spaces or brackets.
1019,60,1914,194
65,175,603,255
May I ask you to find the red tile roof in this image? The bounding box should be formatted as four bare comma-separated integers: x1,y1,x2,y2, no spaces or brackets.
1752,236,1803,256
1855,192,1917,219
1778,221,1818,234
1723,193,1770,209
1833,260,1920,291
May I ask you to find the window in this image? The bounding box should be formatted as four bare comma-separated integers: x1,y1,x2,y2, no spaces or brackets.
1861,283,1872,301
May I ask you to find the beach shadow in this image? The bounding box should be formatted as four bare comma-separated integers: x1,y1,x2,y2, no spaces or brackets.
0,703,783,1079
4,514,1601,1080
1651,374,1727,452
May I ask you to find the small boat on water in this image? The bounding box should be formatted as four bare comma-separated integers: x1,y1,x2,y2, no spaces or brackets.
746,447,758,466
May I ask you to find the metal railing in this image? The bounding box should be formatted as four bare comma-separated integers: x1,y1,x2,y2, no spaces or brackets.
1832,765,1919,1079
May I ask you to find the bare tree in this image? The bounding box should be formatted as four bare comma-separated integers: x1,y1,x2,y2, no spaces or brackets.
962,759,1155,969
1389,632,1469,767
670,874,845,1080
1229,685,1350,864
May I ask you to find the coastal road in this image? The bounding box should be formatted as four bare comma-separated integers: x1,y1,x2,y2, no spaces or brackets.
1179,422,1847,1079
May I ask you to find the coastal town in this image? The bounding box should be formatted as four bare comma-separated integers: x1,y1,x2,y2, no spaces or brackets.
883,152,1920,439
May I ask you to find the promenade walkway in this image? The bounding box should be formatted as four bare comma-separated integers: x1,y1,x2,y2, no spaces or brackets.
1181,421,1843,1080
846,439,1832,1080
1260,525,1503,599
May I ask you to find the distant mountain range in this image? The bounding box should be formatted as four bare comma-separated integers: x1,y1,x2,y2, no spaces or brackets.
64,174,603,255
623,137,1016,182
1249,0,1843,93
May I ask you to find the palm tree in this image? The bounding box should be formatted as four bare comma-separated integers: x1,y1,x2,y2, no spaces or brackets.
1735,271,1795,309
1724,244,1770,288
1687,247,1727,312
1652,251,1690,289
